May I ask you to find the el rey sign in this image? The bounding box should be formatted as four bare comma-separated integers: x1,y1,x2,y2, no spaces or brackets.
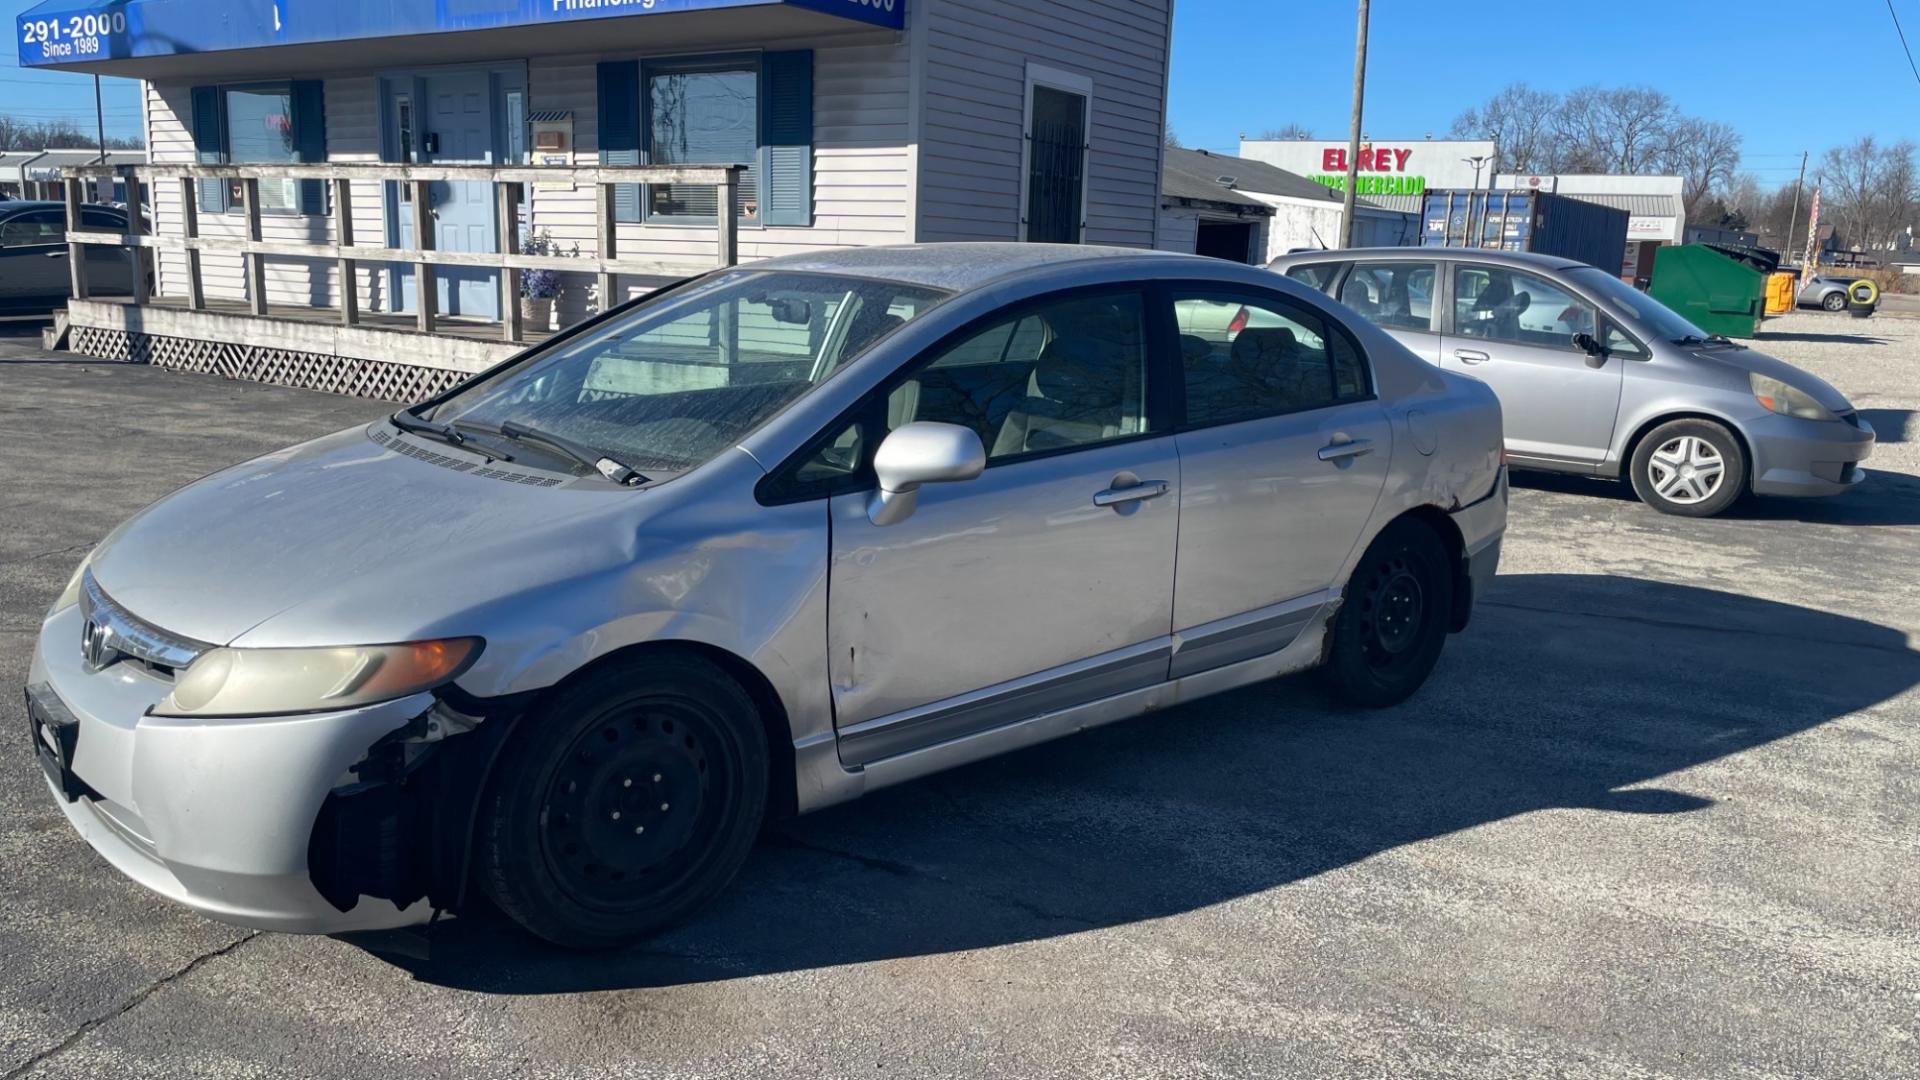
1310,145,1427,197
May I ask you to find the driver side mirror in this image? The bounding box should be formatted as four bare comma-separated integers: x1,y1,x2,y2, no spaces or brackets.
868,422,986,526
1571,331,1606,367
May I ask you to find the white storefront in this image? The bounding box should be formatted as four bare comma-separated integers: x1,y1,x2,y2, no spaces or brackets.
1237,138,1499,216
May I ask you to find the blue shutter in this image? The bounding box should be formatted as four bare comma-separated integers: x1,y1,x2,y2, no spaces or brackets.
760,50,813,227
189,86,228,214
290,80,327,216
598,60,642,223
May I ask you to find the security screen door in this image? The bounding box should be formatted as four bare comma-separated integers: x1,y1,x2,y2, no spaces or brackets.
398,70,498,319
1024,85,1086,244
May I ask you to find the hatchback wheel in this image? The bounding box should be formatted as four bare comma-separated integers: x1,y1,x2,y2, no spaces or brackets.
1322,518,1453,708
1629,419,1745,517
1822,291,1847,312
478,653,768,949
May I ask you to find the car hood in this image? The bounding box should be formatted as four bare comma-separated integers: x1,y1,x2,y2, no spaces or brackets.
1685,345,1854,413
88,425,637,646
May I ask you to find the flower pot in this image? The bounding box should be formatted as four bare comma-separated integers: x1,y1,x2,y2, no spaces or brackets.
521,296,553,328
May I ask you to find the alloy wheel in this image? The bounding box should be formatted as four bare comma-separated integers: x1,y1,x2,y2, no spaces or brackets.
1646,435,1726,506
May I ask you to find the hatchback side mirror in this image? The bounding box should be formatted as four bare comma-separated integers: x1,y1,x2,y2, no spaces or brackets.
868,422,986,526
1571,331,1607,367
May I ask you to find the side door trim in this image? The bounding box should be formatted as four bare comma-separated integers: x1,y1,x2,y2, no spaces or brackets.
1169,588,1334,679
836,635,1173,768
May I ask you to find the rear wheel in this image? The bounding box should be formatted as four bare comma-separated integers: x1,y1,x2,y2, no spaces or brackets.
478,653,768,949
1321,518,1453,708
1822,291,1847,312
1629,419,1745,517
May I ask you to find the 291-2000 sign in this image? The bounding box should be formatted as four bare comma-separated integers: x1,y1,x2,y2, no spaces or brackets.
20,11,126,55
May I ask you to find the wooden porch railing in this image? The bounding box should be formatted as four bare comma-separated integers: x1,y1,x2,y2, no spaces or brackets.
59,162,744,343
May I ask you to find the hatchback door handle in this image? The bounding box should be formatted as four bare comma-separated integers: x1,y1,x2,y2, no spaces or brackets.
1454,349,1490,364
1093,479,1169,507
1317,438,1375,462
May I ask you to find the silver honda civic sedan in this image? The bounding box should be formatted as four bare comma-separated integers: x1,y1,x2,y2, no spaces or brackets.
1270,248,1875,517
29,244,1505,948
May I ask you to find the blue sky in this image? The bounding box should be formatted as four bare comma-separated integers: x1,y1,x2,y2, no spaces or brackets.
4,0,1916,187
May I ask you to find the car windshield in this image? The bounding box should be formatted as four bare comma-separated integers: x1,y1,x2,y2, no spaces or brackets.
423,270,948,476
1565,266,1712,343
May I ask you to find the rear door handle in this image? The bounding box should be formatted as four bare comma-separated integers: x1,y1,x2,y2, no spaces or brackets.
1093,479,1169,507
1454,349,1490,364
1317,438,1375,462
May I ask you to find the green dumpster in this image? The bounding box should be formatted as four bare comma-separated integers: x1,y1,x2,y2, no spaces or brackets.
1648,244,1764,338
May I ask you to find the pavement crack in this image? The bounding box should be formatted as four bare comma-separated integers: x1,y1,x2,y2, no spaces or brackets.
1,932,259,1080
768,834,1102,929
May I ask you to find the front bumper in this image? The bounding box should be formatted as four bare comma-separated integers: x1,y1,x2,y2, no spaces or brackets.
28,603,437,934
1747,412,1876,498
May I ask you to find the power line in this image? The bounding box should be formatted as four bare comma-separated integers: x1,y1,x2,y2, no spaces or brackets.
1890,0,1920,86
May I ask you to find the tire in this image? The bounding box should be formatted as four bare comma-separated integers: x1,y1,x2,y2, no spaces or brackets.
1321,518,1454,708
1628,418,1745,518
478,652,769,949
1822,291,1847,312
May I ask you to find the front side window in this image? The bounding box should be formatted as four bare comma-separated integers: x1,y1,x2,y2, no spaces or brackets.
649,60,758,221
1175,292,1369,426
0,210,64,247
1284,262,1343,293
1453,265,1596,349
224,86,298,212
1339,261,1437,332
1565,265,1710,344
426,270,946,476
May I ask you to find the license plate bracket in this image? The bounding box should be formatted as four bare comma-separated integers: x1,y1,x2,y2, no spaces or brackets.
25,683,97,803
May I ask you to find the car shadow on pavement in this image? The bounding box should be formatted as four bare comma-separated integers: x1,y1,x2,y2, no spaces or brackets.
1751,331,1887,346
1511,469,1920,526
1856,409,1912,444
371,573,1920,993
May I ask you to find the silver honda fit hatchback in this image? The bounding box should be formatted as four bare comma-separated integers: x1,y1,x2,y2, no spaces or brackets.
1270,248,1875,517
30,244,1505,948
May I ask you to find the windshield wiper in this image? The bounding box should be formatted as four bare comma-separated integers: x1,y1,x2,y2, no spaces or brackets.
453,419,646,485
1672,333,1744,350
390,409,515,462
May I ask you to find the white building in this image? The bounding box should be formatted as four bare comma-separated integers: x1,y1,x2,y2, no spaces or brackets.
1237,138,1499,217
18,0,1175,395
1159,147,1415,262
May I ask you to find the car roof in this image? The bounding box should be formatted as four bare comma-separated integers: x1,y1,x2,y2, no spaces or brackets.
0,200,121,215
1277,247,1590,273
748,242,1220,293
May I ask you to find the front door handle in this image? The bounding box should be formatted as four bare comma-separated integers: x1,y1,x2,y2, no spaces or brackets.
1454,349,1491,365
1093,479,1169,507
1317,438,1375,462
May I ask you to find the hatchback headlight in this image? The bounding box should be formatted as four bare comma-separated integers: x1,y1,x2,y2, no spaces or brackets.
1751,373,1837,422
152,638,481,718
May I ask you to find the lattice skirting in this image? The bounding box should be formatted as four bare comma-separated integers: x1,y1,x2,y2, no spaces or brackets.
67,326,466,402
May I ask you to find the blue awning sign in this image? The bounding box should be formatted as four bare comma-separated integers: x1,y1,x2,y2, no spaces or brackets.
17,0,902,67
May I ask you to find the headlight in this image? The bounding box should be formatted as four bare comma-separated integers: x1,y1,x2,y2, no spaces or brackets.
1751,373,1836,422
152,638,481,718
47,554,91,618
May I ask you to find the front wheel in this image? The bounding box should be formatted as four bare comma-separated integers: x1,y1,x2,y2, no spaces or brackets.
1822,291,1848,312
1321,518,1454,708
478,653,769,949
1629,419,1745,517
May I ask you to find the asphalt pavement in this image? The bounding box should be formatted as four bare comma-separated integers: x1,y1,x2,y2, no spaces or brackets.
0,314,1916,1079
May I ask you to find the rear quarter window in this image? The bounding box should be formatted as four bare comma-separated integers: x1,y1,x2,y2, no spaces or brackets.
1283,262,1344,294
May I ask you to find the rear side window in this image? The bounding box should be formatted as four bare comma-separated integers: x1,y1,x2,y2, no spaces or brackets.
0,210,64,247
1338,261,1438,332
1173,291,1371,427
1283,262,1343,293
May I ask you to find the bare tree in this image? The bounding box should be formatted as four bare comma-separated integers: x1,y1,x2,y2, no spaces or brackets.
0,115,143,151
1819,136,1882,250
1552,86,1680,174
1664,118,1743,221
1255,122,1314,141
1164,126,1184,149
1447,83,1557,173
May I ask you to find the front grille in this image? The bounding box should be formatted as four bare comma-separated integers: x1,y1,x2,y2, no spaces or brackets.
78,572,210,676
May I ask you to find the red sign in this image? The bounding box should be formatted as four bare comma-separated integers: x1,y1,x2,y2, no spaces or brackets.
1321,145,1416,173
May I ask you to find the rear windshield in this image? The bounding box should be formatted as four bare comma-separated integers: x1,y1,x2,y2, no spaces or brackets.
425,270,948,475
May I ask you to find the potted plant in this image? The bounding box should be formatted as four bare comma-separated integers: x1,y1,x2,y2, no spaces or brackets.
519,229,577,329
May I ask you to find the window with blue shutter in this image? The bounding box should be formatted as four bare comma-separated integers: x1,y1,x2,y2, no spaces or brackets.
290,80,327,216
598,60,642,223
759,51,812,227
189,86,228,214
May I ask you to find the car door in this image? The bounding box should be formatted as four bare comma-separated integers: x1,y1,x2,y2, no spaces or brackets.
1336,259,1442,364
78,208,133,297
822,286,1180,767
0,209,70,308
1169,286,1391,676
1441,263,1622,467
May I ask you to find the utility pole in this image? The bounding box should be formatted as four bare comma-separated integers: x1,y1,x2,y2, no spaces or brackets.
1783,150,1808,263
94,75,106,158
1338,0,1370,248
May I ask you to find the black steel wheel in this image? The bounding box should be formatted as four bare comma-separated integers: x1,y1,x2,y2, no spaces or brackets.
1321,518,1453,708
479,652,768,949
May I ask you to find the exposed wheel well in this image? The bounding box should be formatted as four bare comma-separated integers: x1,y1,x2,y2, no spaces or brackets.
1393,505,1471,632
1617,412,1752,488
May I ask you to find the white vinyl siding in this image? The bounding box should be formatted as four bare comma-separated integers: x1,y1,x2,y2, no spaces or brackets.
917,0,1171,247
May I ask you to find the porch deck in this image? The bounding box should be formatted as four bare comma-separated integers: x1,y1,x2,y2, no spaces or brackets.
120,294,562,348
